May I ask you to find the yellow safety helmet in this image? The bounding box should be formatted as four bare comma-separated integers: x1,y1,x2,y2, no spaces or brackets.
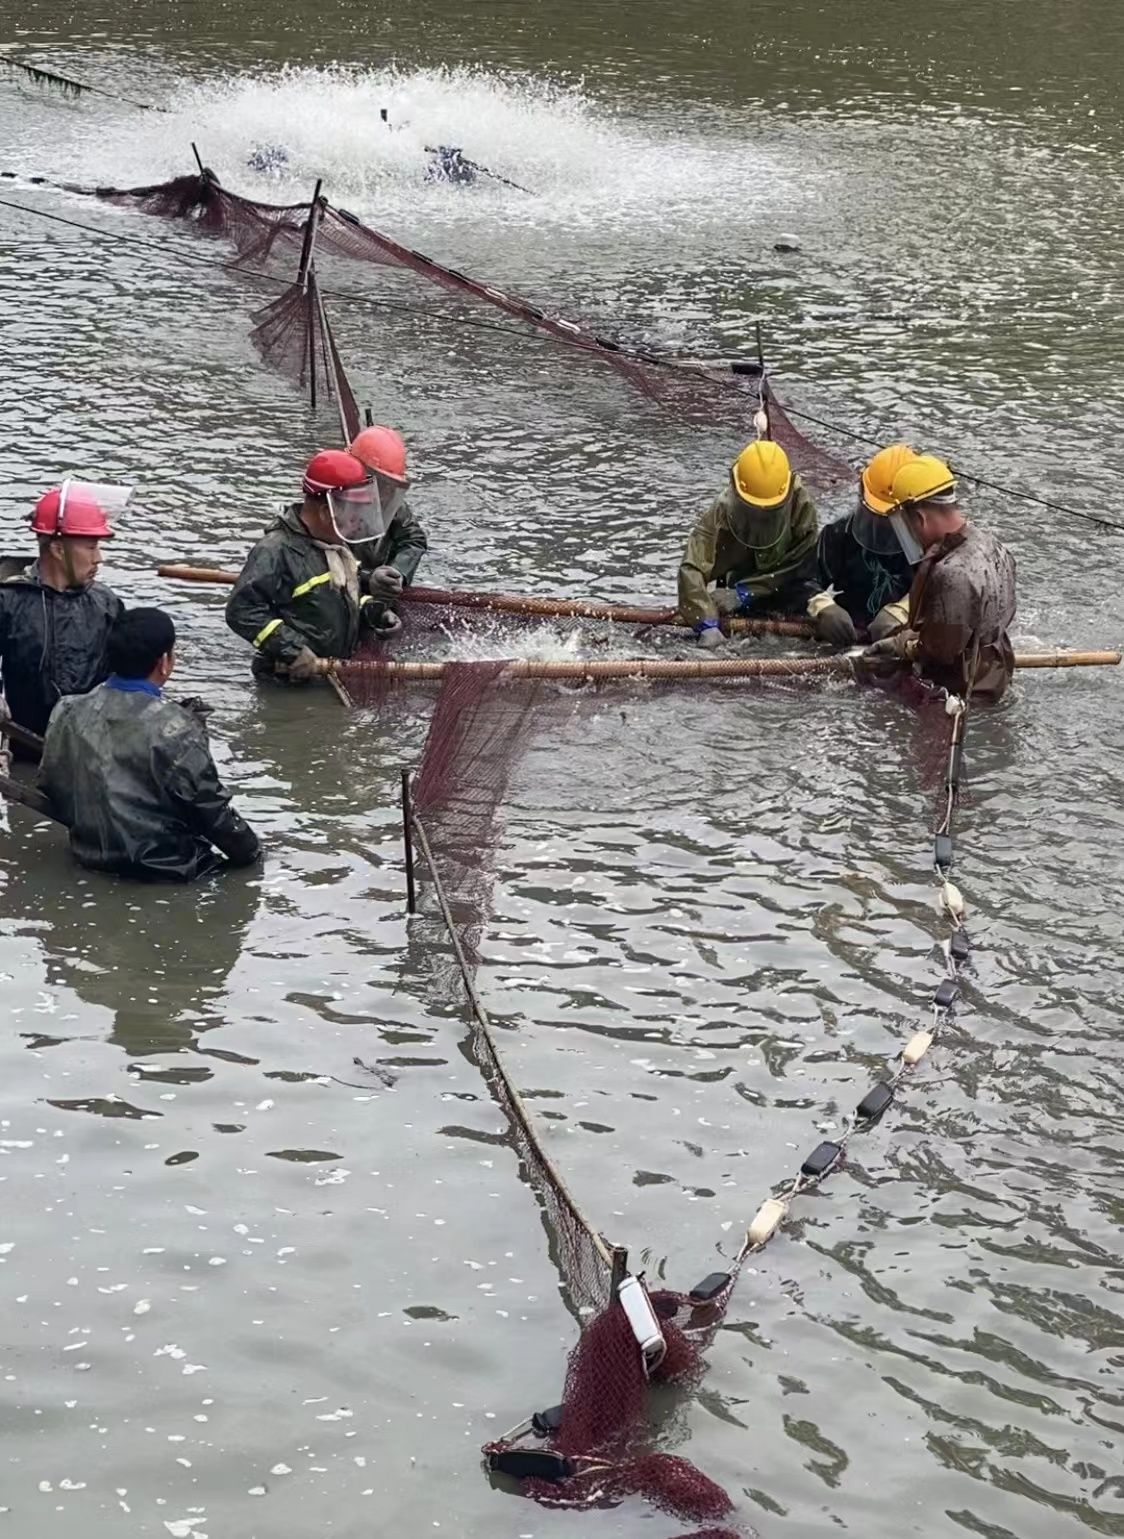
731,440,792,509
890,454,958,509
860,443,919,515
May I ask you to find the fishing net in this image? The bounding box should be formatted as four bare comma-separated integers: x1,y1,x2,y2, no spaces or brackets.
89,170,855,493
250,271,360,441
489,1280,746,1536
88,165,819,1533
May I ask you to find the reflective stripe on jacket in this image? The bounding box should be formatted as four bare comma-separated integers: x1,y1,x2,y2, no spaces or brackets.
225,506,369,670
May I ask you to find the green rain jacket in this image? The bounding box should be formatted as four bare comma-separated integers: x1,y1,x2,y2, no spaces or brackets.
677,474,819,629
225,505,379,675
358,501,428,587
40,680,261,882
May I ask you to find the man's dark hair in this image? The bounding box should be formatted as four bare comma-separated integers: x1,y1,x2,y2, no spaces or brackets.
107,607,176,679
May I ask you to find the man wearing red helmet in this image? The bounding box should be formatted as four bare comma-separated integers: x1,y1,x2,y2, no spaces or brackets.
346,424,427,619
225,449,402,681
0,480,126,744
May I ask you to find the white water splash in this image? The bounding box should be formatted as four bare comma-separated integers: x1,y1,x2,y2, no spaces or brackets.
47,63,796,238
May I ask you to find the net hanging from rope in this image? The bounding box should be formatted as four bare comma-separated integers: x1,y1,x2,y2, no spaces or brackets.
87,168,830,1533
250,270,361,441
90,170,854,494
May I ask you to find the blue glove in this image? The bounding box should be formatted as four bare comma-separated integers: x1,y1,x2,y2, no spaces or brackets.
694,618,724,649
714,582,753,616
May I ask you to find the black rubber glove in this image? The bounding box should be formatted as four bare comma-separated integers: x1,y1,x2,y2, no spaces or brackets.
812,602,857,646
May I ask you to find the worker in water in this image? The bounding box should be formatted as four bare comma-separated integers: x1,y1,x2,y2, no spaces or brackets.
347,425,427,620
225,449,401,681
861,456,1017,700
678,440,819,648
806,443,920,646
0,479,127,743
40,607,261,881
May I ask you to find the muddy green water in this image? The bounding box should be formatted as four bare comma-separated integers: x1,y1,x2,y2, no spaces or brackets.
0,2,1122,1536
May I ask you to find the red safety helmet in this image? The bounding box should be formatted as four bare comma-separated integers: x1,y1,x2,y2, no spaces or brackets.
301,448,370,497
31,483,117,539
348,425,408,485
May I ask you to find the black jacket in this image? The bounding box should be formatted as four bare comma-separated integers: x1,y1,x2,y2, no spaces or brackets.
0,558,123,737
40,681,261,881
815,516,914,624
225,506,376,673
359,500,428,586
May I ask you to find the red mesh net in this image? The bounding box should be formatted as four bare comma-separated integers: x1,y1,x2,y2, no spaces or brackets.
89,170,855,493
250,272,360,441
492,1282,748,1535
88,168,791,1535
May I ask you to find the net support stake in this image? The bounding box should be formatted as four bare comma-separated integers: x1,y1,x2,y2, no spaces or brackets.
401,769,417,915
755,320,765,371
609,1246,629,1292
364,405,374,427
297,178,323,292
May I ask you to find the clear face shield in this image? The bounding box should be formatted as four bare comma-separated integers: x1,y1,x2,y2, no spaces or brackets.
326,477,389,547
56,479,134,533
856,501,917,563
853,501,924,565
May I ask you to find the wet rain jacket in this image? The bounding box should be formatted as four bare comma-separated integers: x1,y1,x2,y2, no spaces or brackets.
225,505,377,675
908,522,1017,701
358,501,428,587
0,558,123,738
677,475,819,628
40,679,261,882
815,515,914,625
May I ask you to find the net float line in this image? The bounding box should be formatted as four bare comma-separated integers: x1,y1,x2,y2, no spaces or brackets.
154,564,814,638
322,651,1119,685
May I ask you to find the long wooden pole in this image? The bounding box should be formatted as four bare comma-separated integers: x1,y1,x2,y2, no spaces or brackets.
328,656,855,682
0,771,62,823
154,564,815,638
151,568,1122,666
322,650,1120,683
4,719,45,758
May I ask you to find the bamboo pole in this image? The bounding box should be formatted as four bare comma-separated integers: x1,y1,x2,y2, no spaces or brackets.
0,771,62,823
1009,650,1121,668
328,656,854,682
323,650,1120,684
151,568,1122,665
153,564,815,638
4,719,45,758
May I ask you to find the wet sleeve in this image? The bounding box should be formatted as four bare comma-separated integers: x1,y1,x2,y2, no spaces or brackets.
224,542,307,667
815,519,848,590
167,732,262,868
676,503,722,628
383,503,428,586
915,564,974,668
36,705,74,825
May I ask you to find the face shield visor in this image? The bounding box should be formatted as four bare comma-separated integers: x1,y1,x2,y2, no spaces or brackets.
326,476,388,547
888,509,925,565
55,479,133,536
852,503,912,560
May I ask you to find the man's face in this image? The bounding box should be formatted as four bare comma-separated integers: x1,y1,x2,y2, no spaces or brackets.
55,537,103,589
301,498,336,544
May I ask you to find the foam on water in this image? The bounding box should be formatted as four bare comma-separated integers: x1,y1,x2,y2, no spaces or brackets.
46,62,798,237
